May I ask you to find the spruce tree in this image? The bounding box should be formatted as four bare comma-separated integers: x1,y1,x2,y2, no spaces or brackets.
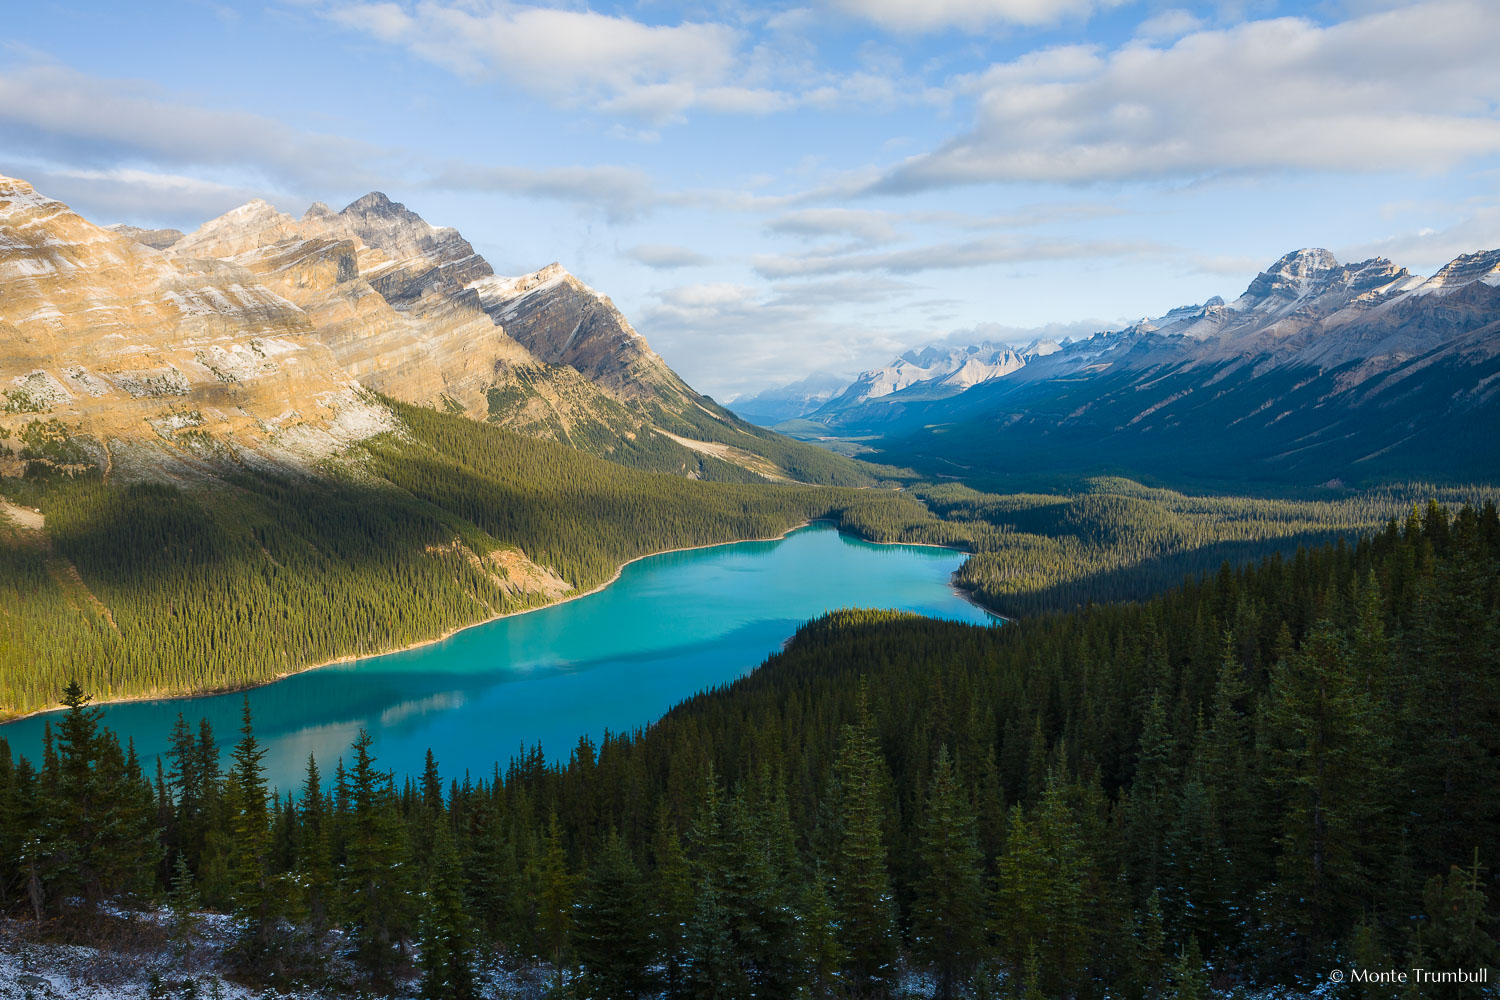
536,811,574,981
226,697,277,951
343,729,416,986
910,746,987,999
1263,623,1390,959
649,805,694,992
831,686,897,997
42,681,109,910
575,831,656,999
419,822,476,1000
298,753,336,931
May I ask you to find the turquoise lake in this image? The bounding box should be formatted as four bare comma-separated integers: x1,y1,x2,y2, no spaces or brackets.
0,523,994,793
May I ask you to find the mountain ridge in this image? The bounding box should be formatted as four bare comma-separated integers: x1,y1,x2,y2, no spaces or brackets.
1,174,875,487
772,246,1500,485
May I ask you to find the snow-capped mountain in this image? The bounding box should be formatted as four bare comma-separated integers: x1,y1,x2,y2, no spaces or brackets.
809,247,1500,484
728,372,850,424
800,341,1059,426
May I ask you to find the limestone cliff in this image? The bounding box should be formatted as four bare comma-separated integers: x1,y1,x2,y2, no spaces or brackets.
0,175,393,480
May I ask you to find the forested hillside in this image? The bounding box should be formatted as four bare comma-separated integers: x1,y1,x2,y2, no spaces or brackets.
4,401,1488,722
0,399,896,719
838,476,1489,616
1,501,1494,997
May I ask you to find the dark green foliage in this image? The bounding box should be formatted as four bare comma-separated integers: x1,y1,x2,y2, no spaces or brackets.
909,746,987,999
574,832,655,999
0,503,1496,997
37,681,159,911
343,729,416,987
419,822,476,1000
830,687,898,997
0,398,898,718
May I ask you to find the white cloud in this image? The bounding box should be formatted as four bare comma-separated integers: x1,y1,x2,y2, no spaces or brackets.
765,202,1124,243
828,0,1121,32
1338,197,1500,275
642,280,917,397
768,208,904,244
878,0,1500,190
624,244,712,269
753,236,1163,277
1,164,274,228
323,1,770,124
0,64,386,192
428,164,659,221
1133,7,1204,40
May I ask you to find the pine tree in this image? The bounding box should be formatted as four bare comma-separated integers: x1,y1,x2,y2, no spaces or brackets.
419,822,476,1000
1169,936,1210,1000
463,798,518,950
1124,692,1174,900
225,697,277,952
649,805,694,993
830,686,898,997
996,772,1092,994
343,729,415,986
575,831,656,999
1418,856,1498,988
167,854,202,967
1263,623,1390,959
297,753,336,931
42,681,115,911
910,746,987,999
536,811,573,982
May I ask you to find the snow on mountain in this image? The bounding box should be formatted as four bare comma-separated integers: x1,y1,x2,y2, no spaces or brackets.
800,246,1500,448
729,371,849,424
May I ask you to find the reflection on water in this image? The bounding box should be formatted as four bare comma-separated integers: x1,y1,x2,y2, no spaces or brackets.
1,524,994,792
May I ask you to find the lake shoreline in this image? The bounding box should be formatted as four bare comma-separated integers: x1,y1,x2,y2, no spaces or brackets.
6,518,993,726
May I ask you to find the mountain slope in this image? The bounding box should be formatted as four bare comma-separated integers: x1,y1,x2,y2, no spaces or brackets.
2,175,876,486
853,248,1500,486
0,175,394,481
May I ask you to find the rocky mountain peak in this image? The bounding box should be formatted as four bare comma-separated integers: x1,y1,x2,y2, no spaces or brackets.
107,224,185,251
1422,248,1500,290
302,201,335,221
342,191,404,218
1237,248,1344,312
320,192,493,303
0,174,51,213
175,198,302,258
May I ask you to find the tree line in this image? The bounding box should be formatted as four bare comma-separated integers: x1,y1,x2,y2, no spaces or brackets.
0,500,1495,997
0,400,900,718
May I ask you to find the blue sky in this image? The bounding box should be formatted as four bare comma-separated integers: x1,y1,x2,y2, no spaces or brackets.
3,0,1498,398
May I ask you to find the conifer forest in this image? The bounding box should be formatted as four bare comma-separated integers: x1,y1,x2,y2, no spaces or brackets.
1,501,1496,997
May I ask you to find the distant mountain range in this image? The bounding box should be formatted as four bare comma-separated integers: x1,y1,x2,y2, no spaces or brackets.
754,247,1500,485
0,175,869,486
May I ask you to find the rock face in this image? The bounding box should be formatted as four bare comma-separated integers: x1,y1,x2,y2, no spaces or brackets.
105,224,184,250
0,175,393,479
2,173,820,484
809,341,1056,426
472,264,690,401
827,247,1500,484
319,191,493,304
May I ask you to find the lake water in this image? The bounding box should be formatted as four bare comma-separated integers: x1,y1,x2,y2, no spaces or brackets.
0,523,994,793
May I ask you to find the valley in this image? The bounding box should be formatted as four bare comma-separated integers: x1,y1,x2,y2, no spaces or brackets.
2,168,1498,1000
743,248,1500,489
0,522,991,793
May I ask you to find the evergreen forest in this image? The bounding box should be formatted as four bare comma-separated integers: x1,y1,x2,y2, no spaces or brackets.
0,501,1495,997
1,395,1482,722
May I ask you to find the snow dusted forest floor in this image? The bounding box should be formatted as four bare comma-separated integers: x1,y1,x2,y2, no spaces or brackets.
0,910,1329,1000
0,912,556,1000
